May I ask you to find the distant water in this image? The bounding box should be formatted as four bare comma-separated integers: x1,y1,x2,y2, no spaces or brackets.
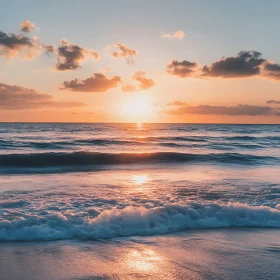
0,123,280,169
0,123,280,241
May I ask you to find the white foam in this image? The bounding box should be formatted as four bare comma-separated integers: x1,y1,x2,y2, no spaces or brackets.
1,202,280,241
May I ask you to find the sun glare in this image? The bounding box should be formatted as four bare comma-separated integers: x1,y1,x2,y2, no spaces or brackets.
126,249,163,272
133,174,148,185
121,95,153,122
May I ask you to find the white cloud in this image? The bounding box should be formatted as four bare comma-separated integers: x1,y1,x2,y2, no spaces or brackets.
161,30,185,39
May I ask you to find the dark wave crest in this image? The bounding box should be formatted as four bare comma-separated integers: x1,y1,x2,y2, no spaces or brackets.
0,151,278,168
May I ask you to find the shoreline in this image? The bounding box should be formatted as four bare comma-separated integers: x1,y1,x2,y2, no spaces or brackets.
1,228,279,280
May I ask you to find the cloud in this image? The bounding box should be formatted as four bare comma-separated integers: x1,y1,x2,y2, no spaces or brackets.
0,28,99,67
267,100,280,104
167,51,280,80
61,73,122,92
0,29,99,66
121,71,155,92
0,31,41,59
112,42,138,64
99,67,111,74
167,101,188,106
54,39,99,71
133,71,155,90
44,44,56,55
166,103,280,116
121,84,137,92
262,62,280,80
201,51,265,78
161,30,185,39
20,20,36,33
167,59,198,78
0,82,87,110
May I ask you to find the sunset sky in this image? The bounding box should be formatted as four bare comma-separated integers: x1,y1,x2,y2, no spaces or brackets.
1,0,280,123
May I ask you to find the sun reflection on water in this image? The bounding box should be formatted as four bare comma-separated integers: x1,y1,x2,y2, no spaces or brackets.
126,249,163,272
137,122,143,130
133,174,149,185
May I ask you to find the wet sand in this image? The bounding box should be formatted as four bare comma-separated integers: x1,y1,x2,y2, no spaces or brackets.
1,228,279,280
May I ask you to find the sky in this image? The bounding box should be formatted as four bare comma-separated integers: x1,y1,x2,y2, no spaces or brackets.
1,0,280,123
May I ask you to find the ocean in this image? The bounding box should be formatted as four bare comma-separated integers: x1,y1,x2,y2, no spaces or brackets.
0,123,280,279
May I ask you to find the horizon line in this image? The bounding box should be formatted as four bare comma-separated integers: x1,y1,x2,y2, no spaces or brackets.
0,122,280,125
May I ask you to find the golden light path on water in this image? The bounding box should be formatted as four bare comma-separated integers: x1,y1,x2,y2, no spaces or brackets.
133,174,149,185
125,248,164,273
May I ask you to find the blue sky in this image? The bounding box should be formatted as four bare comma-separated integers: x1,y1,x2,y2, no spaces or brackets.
2,0,279,58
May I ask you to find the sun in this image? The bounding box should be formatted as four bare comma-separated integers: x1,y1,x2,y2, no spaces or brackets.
121,94,153,122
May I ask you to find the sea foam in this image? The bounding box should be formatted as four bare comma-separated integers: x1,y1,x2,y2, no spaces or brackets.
1,202,280,241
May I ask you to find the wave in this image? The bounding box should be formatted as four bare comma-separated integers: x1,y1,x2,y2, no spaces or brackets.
0,202,279,241
76,139,147,146
132,136,208,142
225,136,258,141
0,151,278,168
225,136,280,141
1,135,279,151
0,139,149,151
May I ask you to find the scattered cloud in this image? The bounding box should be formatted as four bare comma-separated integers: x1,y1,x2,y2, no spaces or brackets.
0,28,99,67
166,103,280,116
167,59,198,78
121,84,137,92
0,82,87,110
112,42,138,64
167,51,280,80
167,100,188,106
0,31,41,59
20,20,36,33
201,51,264,78
54,39,99,71
262,62,280,80
99,67,111,74
161,30,185,39
133,71,155,90
267,100,280,104
44,44,56,55
121,71,155,92
61,73,122,92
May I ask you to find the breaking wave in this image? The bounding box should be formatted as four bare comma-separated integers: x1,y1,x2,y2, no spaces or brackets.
0,202,280,241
